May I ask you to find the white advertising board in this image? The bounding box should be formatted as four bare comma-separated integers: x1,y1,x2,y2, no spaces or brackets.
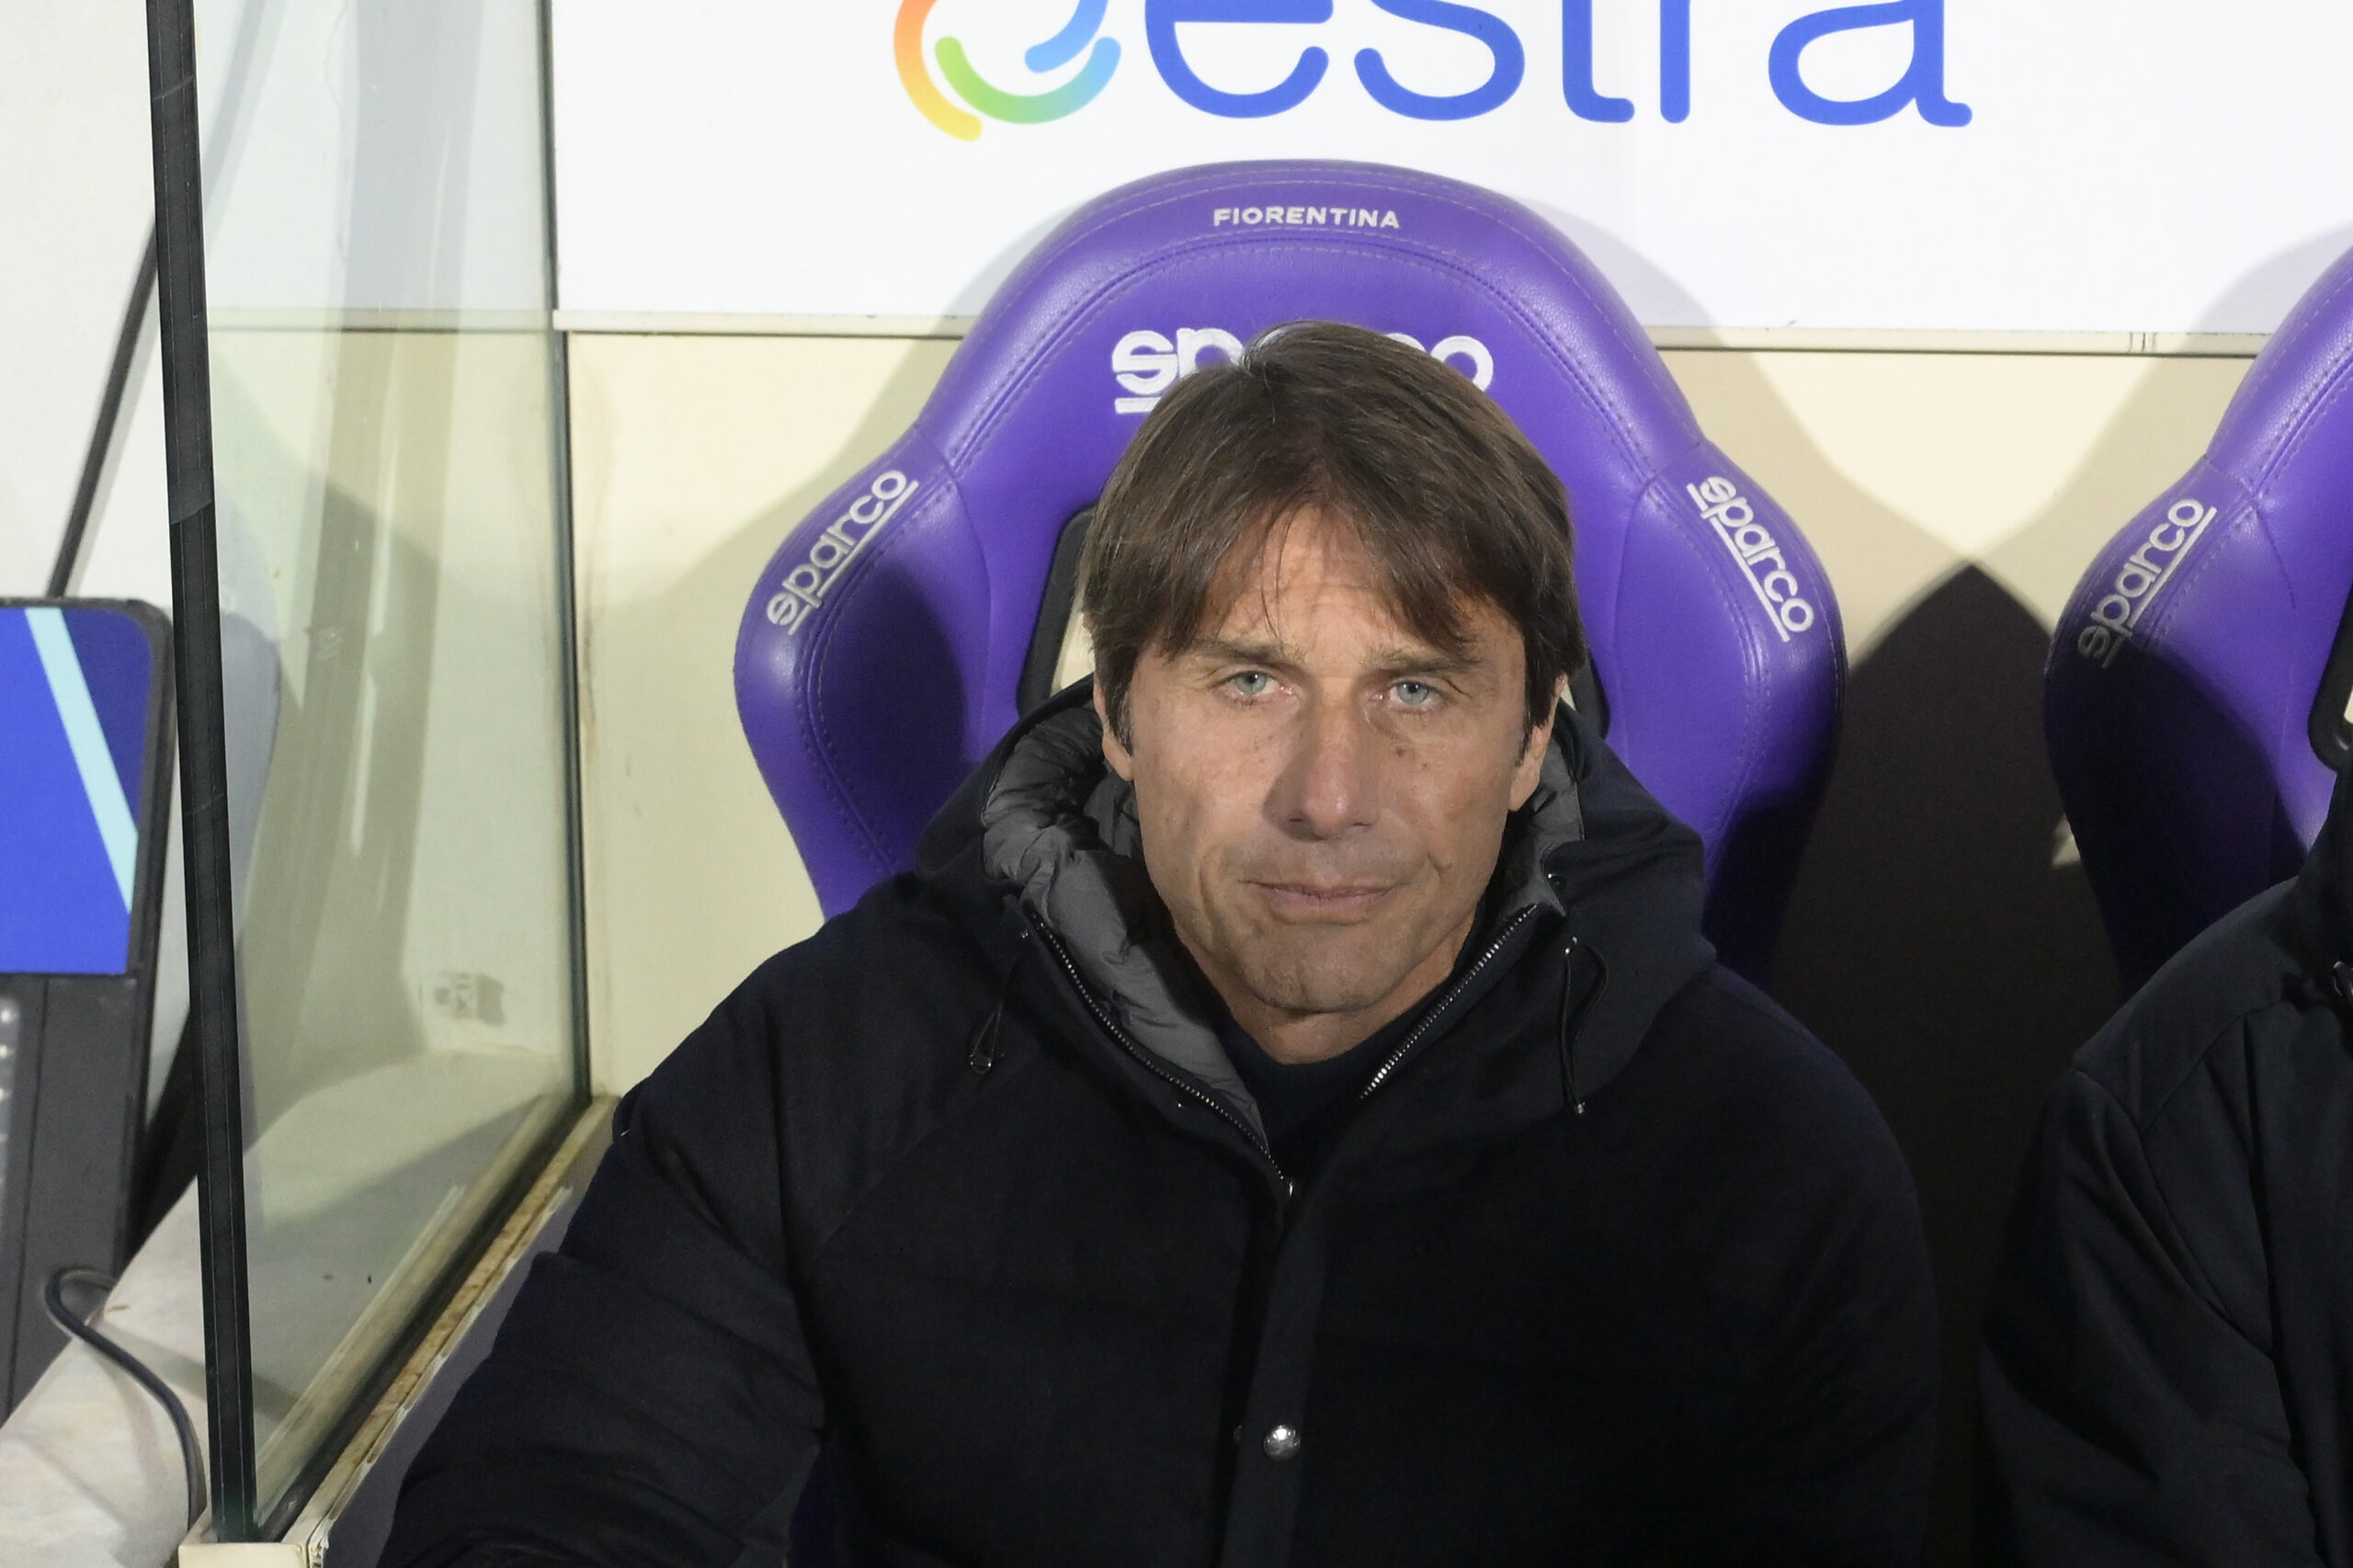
552,2,2353,334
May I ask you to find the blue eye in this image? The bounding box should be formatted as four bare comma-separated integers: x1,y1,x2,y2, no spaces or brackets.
1393,680,1438,707
1228,671,1274,698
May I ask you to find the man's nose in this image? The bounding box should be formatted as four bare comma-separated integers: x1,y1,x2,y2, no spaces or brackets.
1276,699,1382,838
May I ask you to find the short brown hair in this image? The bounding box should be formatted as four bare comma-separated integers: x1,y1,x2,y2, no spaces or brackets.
1079,320,1586,741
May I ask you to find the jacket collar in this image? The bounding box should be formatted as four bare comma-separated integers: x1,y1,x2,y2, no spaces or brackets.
955,681,1705,1131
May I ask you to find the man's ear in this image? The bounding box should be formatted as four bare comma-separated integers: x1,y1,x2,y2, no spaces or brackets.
1094,678,1137,782
1507,676,1568,810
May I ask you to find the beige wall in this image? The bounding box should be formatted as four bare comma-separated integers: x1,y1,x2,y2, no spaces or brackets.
568,332,2251,1093
570,335,958,1090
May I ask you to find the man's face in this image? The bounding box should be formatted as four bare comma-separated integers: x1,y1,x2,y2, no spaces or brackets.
1097,509,1553,1064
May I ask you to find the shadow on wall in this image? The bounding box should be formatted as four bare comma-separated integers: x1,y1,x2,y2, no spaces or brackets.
1770,567,2119,1568
1666,321,2247,1564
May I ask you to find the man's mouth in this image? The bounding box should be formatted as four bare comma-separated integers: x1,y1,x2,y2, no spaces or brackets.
1248,880,1396,922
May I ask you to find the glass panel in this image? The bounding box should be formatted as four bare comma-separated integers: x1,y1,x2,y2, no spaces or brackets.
191,0,581,1524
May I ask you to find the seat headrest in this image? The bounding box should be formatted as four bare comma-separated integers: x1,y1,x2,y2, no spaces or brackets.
738,160,1842,976
2048,242,2353,985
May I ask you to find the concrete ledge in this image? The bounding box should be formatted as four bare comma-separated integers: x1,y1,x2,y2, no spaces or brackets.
176,1546,301,1566
0,1187,206,1568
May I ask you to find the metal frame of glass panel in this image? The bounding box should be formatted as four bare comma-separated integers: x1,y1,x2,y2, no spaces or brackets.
142,0,586,1540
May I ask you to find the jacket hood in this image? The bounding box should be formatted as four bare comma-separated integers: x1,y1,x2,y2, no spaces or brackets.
915,681,1715,1133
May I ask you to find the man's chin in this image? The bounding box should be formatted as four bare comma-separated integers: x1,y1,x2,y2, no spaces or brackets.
1226,937,1424,1022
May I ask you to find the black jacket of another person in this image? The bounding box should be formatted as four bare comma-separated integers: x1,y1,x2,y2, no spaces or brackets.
1981,765,2353,1566
383,686,1936,1568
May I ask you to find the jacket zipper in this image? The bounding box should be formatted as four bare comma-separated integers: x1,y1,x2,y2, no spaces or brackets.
1556,935,1608,1115
1357,904,1541,1100
1033,922,1294,1196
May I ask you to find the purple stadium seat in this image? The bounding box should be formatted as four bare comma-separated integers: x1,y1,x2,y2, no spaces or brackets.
2048,242,2353,991
735,160,1845,979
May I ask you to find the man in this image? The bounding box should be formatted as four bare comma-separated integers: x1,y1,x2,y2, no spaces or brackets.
1980,765,2353,1565
385,323,1935,1567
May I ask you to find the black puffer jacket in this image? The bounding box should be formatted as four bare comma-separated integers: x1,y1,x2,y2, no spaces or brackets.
385,687,1936,1568
1980,766,2353,1566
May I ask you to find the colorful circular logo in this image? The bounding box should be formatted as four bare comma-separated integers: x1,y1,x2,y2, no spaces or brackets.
895,0,1122,140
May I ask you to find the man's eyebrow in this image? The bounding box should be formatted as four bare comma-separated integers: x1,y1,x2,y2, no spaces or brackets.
1182,635,1492,683
1371,644,1480,671
1184,633,1302,667
1366,645,1491,683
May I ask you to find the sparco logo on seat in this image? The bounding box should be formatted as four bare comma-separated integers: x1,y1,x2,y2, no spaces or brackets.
1109,327,1494,415
764,471,921,634
1688,476,1815,641
2075,497,2217,667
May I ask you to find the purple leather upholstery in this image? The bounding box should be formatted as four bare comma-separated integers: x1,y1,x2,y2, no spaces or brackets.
2047,243,2353,990
736,161,1845,978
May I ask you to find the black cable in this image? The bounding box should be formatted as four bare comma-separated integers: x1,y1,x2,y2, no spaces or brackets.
48,231,159,597
43,1265,206,1528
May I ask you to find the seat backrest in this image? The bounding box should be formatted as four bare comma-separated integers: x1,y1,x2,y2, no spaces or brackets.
736,160,1845,978
2047,243,2353,990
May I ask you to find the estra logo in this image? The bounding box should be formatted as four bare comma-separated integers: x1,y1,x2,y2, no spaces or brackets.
895,0,1971,141
896,0,1120,141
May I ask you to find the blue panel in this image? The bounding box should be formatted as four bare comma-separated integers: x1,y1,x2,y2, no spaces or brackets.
63,608,154,822
26,608,135,909
0,609,130,973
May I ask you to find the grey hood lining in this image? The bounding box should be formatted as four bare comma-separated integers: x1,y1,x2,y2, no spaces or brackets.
978,705,1586,1137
